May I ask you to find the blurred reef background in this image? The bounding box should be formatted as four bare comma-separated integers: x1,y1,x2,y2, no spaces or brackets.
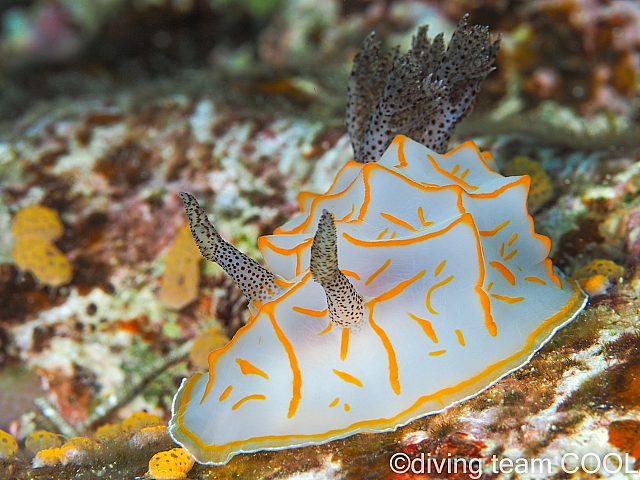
2,0,640,478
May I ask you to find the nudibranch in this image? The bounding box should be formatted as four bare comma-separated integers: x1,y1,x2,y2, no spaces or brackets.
169,16,588,465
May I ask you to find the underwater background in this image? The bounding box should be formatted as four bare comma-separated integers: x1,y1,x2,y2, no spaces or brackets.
1,0,640,478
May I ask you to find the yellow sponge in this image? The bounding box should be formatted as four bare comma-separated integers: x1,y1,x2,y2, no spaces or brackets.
504,157,553,212
25,429,64,454
159,224,201,310
11,205,72,288
130,426,170,449
147,447,195,479
94,423,130,443
11,236,73,288
189,325,229,370
122,412,164,430
0,428,18,459
32,447,66,468
575,259,625,296
12,205,64,241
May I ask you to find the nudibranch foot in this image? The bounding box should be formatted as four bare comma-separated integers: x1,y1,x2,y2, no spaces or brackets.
310,210,364,328
179,192,284,304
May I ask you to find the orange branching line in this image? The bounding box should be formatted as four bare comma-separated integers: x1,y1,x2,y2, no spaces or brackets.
296,238,314,276
417,207,434,227
481,150,495,168
377,157,468,193
219,385,232,402
468,176,526,200
491,294,524,303
544,259,563,288
283,167,363,234
340,328,349,361
374,270,426,304
429,350,446,356
274,278,294,288
455,329,465,346
456,190,465,215
426,275,454,314
201,349,226,404
333,369,363,387
351,268,427,394
479,288,496,336
380,212,418,231
464,214,497,337
407,312,438,343
297,159,468,228
298,191,320,212
524,276,546,285
443,140,487,160
236,358,269,379
376,228,389,240
289,157,475,235
357,166,373,221
515,176,554,257
435,259,447,277
232,394,266,411
342,215,467,248
341,204,356,221
368,315,400,395
266,307,301,418
427,154,479,191
469,176,559,289
393,135,407,167
318,322,333,335
503,249,518,261
364,271,426,396
258,236,313,277
365,258,391,286
489,261,515,286
341,270,361,280
479,220,510,237
293,306,327,317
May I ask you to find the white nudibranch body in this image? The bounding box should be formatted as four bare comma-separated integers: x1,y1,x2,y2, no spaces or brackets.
169,135,588,465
